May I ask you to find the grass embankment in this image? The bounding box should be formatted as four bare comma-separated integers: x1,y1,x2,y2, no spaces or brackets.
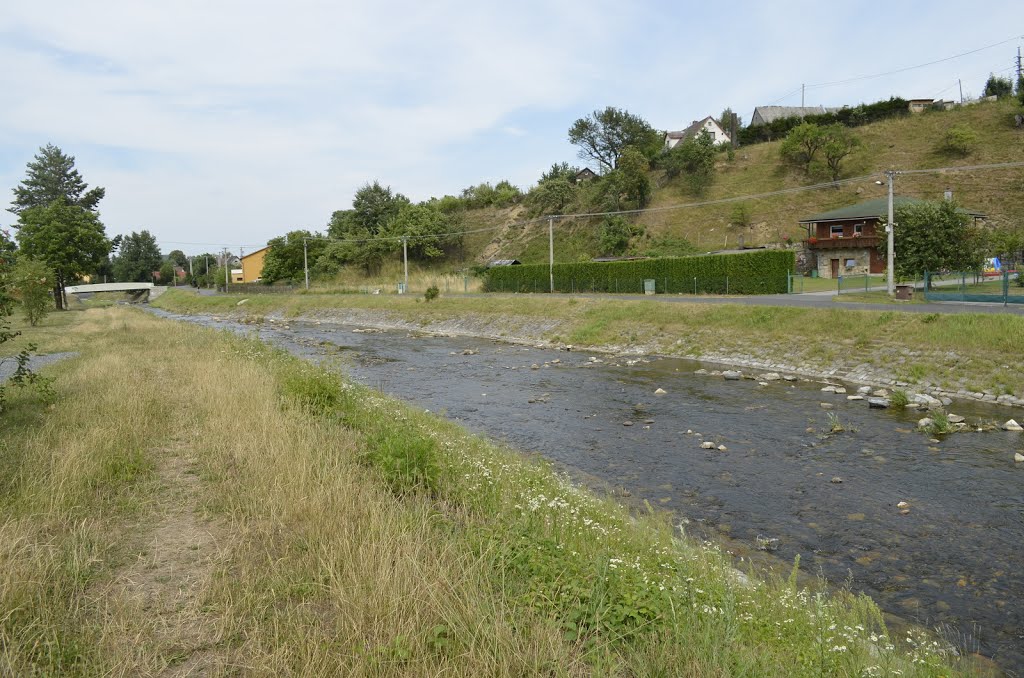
155,289,1024,399
0,306,971,676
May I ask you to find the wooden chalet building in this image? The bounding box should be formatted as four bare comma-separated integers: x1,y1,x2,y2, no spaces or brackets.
799,197,985,279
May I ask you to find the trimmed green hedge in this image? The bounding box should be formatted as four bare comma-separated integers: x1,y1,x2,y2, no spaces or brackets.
738,97,909,145
482,250,795,295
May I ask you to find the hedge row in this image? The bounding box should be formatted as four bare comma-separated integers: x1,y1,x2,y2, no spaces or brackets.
737,97,909,145
482,250,795,295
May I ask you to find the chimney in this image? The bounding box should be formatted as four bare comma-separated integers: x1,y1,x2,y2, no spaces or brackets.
944,188,953,201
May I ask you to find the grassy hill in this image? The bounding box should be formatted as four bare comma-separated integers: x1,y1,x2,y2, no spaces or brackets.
464,98,1024,265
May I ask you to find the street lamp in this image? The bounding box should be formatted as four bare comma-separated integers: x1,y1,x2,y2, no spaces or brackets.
876,170,897,296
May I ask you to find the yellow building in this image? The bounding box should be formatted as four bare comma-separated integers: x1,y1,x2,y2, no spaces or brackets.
240,246,269,283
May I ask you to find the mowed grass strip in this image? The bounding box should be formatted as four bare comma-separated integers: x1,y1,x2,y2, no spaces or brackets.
1,307,974,676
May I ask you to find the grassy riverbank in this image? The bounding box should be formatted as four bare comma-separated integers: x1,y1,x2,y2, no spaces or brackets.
154,289,1024,402
0,306,978,675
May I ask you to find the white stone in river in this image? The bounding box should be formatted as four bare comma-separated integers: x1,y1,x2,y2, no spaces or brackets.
896,501,910,509
717,445,728,451
655,388,667,395
1002,419,1023,431
701,441,716,449
847,395,864,401
1015,452,1024,463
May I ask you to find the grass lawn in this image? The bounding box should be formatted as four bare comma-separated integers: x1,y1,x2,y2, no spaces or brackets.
0,306,971,676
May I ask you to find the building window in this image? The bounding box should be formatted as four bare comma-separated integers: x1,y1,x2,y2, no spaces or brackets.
830,225,844,238
845,259,856,269
854,223,864,235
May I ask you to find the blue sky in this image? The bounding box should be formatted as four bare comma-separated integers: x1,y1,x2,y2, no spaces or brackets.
1,1,1020,254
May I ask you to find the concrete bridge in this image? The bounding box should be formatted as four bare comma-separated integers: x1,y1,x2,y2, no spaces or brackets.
64,282,167,301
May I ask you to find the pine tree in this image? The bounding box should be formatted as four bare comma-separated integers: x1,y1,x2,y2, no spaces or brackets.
9,144,105,214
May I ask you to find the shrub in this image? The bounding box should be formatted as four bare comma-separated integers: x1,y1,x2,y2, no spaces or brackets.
424,285,439,302
482,250,795,295
937,125,978,156
12,258,54,326
890,389,909,409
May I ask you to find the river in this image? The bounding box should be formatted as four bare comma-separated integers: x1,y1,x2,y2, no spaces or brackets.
151,309,1024,673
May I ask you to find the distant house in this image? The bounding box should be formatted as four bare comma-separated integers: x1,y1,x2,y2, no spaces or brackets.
487,259,521,267
665,116,730,148
907,98,934,114
575,168,598,182
240,246,270,283
799,196,985,279
749,105,828,127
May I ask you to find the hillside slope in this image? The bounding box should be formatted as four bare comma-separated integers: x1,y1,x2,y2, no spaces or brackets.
468,98,1024,264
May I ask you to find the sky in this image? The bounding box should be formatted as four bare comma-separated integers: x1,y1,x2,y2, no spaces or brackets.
1,1,1020,255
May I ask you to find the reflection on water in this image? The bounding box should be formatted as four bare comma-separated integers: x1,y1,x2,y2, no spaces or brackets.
151,310,1024,673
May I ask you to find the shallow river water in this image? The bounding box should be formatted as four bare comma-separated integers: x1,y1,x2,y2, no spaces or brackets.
153,310,1024,673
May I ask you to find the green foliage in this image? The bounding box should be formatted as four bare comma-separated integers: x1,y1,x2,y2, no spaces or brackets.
187,252,219,287
738,97,908,145
987,224,1024,262
1018,74,1024,106
821,124,861,180
616,146,652,208
261,230,323,284
460,181,522,209
423,285,439,302
983,74,1013,98
729,203,752,228
526,176,577,216
890,389,909,409
166,249,188,269
157,261,175,284
937,125,978,156
779,122,826,173
881,200,985,280
112,230,162,282
539,162,580,184
568,106,661,172
482,250,794,294
11,258,54,326
391,204,462,260
15,198,110,309
598,216,642,256
362,427,440,496
9,144,105,215
281,364,345,415
661,130,716,195
719,107,741,136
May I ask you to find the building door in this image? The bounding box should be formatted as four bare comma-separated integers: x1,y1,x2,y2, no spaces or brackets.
830,259,840,278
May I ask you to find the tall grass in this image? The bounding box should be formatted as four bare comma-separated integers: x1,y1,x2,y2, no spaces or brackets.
0,307,978,675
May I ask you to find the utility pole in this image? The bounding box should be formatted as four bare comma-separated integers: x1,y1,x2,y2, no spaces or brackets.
205,256,210,289
801,83,805,107
303,239,309,290
402,236,408,292
958,78,963,104
885,169,897,297
548,217,555,293
223,248,230,290
1017,47,1022,82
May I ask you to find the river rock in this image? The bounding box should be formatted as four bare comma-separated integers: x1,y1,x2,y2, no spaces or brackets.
1002,419,1023,431
761,372,781,381
830,476,843,484
717,444,728,451
917,417,934,430
694,368,708,374
868,398,890,409
723,371,742,380
847,395,864,401
821,385,838,393
654,388,667,395
530,364,540,370
1015,452,1024,463
783,375,798,381
700,441,716,449
820,402,834,410
897,501,910,509
623,421,634,427
947,414,965,424
857,385,873,394
912,393,943,409
834,387,848,394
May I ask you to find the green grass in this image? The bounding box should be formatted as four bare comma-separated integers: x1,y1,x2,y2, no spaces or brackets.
0,306,980,676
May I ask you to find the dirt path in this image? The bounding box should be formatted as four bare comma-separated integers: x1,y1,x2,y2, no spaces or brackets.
104,448,227,676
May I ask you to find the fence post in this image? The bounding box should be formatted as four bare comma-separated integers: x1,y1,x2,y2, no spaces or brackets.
865,274,869,293
726,276,729,295
693,277,697,295
1004,270,1010,306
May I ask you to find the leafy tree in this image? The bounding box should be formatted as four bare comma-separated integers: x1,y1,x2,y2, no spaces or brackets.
662,130,716,195
988,224,1024,263
821,124,861,181
350,182,410,235
983,74,1013,98
9,144,105,215
779,122,826,173
616,146,652,209
167,249,188,269
187,252,219,287
937,125,978,156
527,176,577,215
388,203,461,260
598,216,642,256
113,230,163,282
15,199,110,309
12,258,55,325
719,107,741,140
881,200,985,282
460,181,522,208
568,107,661,172
539,162,580,184
261,230,325,283
157,261,176,285
729,203,752,228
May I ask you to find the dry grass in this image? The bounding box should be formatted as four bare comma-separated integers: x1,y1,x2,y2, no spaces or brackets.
0,307,982,676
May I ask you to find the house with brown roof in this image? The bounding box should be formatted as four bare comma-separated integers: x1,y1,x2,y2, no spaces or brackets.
799,196,985,279
665,116,730,148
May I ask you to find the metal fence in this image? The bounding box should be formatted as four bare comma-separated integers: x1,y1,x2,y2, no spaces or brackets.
924,270,1024,304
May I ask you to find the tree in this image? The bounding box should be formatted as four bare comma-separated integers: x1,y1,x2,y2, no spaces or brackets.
350,181,410,235
157,261,175,284
598,216,641,256
983,74,1013,98
15,199,110,309
9,144,105,215
821,124,861,181
188,252,219,287
527,176,577,215
167,249,188,269
539,162,579,184
779,122,826,173
729,203,752,228
568,107,661,173
260,230,325,283
387,204,461,260
663,130,716,195
113,230,163,282
616,146,652,209
11,258,54,326
988,224,1024,263
882,200,985,282
719,107,741,141
937,125,978,156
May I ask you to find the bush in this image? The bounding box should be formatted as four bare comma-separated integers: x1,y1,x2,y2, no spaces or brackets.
424,285,439,302
937,125,978,156
738,97,908,145
11,258,54,326
482,250,794,295
598,216,641,256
